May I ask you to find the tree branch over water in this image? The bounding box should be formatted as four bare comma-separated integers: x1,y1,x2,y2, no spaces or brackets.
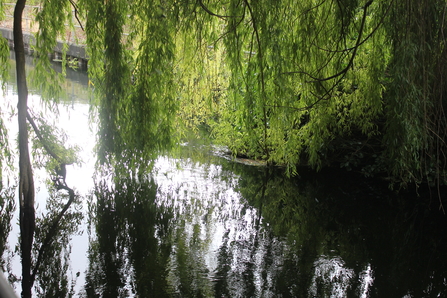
272,0,377,113
68,0,84,31
197,0,242,19
26,110,61,163
26,109,78,287
292,0,372,83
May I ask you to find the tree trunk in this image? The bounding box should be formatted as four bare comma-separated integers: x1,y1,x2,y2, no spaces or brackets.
14,0,35,297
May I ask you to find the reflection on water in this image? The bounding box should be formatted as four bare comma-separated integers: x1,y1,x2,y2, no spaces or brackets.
0,54,93,296
85,148,447,297
7,50,90,104
2,55,447,297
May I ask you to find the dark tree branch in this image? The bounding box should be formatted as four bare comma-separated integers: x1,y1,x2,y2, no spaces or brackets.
212,5,246,46
244,0,269,157
14,0,35,296
271,1,375,113
271,2,396,115
26,110,62,163
26,110,77,285
307,0,393,54
68,0,84,31
300,0,328,16
297,1,372,83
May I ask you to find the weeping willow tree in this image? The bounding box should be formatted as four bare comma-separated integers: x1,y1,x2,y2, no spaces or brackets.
1,0,447,294
77,0,221,175
173,0,447,190
79,0,447,186
383,0,447,188
74,0,446,187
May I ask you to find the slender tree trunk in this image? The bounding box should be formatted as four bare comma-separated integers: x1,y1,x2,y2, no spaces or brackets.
14,0,35,297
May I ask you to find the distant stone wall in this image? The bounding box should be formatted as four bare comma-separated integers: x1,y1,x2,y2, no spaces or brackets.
0,28,88,70
0,3,88,70
0,28,35,54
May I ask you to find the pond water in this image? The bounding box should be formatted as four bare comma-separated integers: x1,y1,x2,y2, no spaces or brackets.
2,55,447,298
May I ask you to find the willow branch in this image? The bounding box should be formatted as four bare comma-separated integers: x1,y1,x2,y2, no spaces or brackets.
68,0,84,31
297,1,372,83
26,110,61,162
300,0,328,16
212,5,246,45
310,0,393,54
27,109,77,283
197,0,242,19
244,0,269,156
268,73,343,112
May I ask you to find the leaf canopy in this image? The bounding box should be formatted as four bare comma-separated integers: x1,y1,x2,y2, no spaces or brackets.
1,0,446,185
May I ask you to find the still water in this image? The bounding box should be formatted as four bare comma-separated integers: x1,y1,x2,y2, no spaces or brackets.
2,57,447,297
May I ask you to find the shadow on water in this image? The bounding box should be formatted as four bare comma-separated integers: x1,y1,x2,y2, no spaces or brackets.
85,142,447,298
236,166,447,297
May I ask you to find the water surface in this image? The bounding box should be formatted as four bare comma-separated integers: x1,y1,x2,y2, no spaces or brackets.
2,56,447,298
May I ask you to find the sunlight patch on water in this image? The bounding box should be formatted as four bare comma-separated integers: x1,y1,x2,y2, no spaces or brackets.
309,256,354,297
309,256,374,297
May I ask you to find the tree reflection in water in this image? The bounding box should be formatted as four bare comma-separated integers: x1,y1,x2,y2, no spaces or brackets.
85,176,172,297
0,183,15,273
85,151,447,297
